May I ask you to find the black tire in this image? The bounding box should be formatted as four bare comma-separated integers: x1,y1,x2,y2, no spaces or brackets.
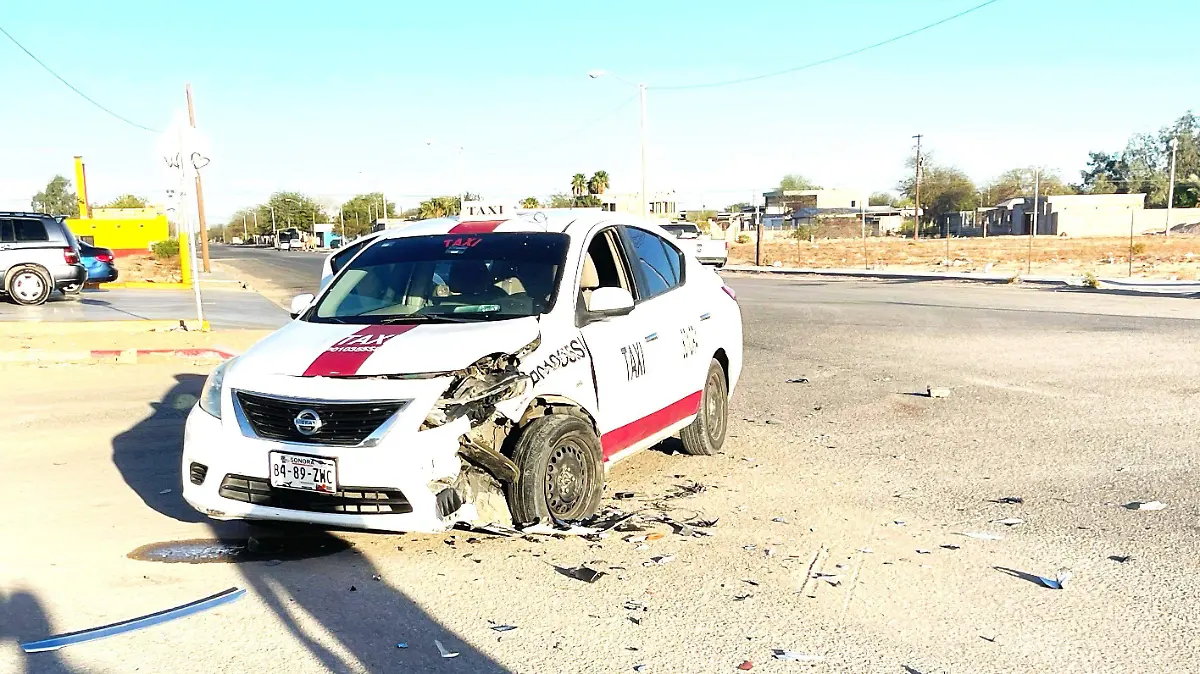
507,414,604,525
680,359,729,456
7,266,53,306
61,283,83,298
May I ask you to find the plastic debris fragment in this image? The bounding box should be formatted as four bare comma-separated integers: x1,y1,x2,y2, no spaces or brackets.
772,650,824,662
435,640,459,658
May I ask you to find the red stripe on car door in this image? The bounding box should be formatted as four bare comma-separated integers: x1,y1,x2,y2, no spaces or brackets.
301,325,419,377
448,220,504,234
600,391,703,460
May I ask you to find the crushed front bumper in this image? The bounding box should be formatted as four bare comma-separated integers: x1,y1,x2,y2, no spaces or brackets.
181,401,472,533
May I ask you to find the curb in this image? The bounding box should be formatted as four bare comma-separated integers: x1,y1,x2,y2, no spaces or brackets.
0,347,234,364
98,281,191,290
0,320,209,335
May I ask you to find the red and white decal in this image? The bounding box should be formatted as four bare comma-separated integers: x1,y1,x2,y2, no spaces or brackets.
600,391,702,460
301,325,418,377
448,220,504,234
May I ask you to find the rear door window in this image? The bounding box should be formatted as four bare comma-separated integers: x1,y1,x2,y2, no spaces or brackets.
13,219,49,243
0,219,14,243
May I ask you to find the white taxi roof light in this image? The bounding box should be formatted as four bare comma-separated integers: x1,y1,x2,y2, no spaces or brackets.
460,201,513,222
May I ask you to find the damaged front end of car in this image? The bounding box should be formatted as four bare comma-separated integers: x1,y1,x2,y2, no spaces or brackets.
422,336,542,528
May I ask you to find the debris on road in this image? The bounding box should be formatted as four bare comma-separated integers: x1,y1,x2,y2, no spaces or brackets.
688,518,719,528
633,665,647,672
559,565,606,583
1038,570,1072,590
734,593,753,601
396,642,408,649
664,481,708,499
858,548,873,554
771,517,788,524
940,545,961,551
786,377,809,384
993,496,1025,504
738,660,754,670
521,521,603,537
772,650,824,662
992,517,1024,526
435,640,460,658
20,587,246,653
490,624,517,632
927,386,952,398
158,488,172,495
916,549,931,555
1124,501,1167,511
1109,555,1132,563
961,532,1004,541
643,555,675,567
614,492,636,500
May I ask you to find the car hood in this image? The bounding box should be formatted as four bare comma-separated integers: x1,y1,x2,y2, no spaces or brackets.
234,316,541,378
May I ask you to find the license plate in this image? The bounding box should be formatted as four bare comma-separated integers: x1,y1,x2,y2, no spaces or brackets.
269,452,337,493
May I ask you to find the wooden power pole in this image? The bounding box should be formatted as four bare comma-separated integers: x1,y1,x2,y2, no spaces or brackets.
912,134,923,240
186,84,211,273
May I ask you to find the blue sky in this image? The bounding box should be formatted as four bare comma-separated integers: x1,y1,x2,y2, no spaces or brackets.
1,0,1196,219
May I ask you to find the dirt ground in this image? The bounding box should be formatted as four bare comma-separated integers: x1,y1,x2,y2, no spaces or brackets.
116,253,182,284
4,277,1200,673
730,234,1200,279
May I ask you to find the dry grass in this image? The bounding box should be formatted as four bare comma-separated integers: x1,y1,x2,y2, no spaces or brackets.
730,234,1200,280
115,253,182,283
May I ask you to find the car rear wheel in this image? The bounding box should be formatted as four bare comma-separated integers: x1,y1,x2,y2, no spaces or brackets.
680,359,728,456
507,414,603,525
7,266,52,306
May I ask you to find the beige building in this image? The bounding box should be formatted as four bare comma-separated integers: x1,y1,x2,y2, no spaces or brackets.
762,188,868,215
600,191,678,218
976,193,1200,237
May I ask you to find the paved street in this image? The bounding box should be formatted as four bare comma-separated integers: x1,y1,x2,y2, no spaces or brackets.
0,286,289,330
4,272,1200,673
211,244,326,306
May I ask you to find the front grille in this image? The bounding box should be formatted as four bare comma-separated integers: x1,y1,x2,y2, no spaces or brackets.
235,391,405,446
219,474,413,514
189,462,208,485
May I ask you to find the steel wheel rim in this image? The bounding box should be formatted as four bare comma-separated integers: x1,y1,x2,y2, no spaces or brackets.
13,273,44,301
705,371,726,441
545,438,587,517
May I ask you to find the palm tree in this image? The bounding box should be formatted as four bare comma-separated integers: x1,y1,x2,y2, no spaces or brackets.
588,170,609,195
520,197,541,208
571,173,588,198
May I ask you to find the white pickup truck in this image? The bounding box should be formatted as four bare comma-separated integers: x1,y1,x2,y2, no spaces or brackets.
662,222,728,267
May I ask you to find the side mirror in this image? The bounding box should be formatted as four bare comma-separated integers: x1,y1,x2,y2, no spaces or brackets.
289,293,315,318
586,287,634,317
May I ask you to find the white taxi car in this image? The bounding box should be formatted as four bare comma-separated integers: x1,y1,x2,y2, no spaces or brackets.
182,206,743,532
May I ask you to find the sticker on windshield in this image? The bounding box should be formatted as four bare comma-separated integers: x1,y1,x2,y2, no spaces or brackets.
529,337,588,385
443,236,483,251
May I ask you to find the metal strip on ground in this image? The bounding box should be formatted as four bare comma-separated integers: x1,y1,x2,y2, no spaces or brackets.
20,587,246,653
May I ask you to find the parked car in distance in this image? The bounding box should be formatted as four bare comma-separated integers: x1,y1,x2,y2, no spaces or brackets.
79,240,118,284
0,212,87,305
662,221,728,267
231,236,244,245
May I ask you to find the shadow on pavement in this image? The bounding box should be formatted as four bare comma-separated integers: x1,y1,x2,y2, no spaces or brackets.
111,373,510,672
1,589,83,674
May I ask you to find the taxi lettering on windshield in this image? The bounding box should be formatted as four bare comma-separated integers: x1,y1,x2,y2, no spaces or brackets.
443,236,483,249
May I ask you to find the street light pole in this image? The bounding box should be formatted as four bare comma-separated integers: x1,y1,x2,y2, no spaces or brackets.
1166,137,1179,237
590,70,648,218
912,134,922,240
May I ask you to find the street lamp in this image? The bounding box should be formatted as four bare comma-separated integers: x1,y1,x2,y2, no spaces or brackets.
1167,137,1179,237
589,69,647,218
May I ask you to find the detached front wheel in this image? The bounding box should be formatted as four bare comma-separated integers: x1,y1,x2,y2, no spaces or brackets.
507,414,603,525
680,359,728,456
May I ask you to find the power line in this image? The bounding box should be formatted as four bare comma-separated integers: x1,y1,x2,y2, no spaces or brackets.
651,0,1005,91
0,23,159,132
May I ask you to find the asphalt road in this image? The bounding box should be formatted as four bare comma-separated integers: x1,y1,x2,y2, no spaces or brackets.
5,266,1200,673
211,244,326,305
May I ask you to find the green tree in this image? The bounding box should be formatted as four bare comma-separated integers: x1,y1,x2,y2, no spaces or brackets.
520,197,541,208
225,207,260,238
725,202,752,212
779,174,820,191
548,192,574,208
896,156,977,228
587,170,610,195
31,175,78,217
982,168,1072,205
261,192,326,233
686,209,717,224
571,173,588,197
104,194,149,209
574,195,602,207
1074,111,1200,207
868,192,896,207
340,193,395,238
417,195,481,219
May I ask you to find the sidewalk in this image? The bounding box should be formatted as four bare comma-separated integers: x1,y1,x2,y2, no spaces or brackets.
722,264,1200,295
0,287,290,329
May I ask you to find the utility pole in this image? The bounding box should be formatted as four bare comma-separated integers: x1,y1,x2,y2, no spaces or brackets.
1166,137,1179,237
912,134,922,240
242,214,247,242
861,202,868,269
185,84,211,273
1028,166,1040,274
269,205,277,245
253,211,258,243
639,82,648,218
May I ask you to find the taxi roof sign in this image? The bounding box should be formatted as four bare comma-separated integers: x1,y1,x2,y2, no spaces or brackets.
460,201,512,222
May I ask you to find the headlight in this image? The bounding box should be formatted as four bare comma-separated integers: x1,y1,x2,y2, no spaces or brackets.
198,359,235,419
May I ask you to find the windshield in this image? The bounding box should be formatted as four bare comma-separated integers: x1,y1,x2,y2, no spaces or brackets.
306,232,568,324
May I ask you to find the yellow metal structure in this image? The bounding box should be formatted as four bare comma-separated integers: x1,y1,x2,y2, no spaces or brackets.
73,156,89,218
67,213,170,255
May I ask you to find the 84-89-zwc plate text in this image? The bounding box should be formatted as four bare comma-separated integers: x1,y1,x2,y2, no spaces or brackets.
269,451,337,493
